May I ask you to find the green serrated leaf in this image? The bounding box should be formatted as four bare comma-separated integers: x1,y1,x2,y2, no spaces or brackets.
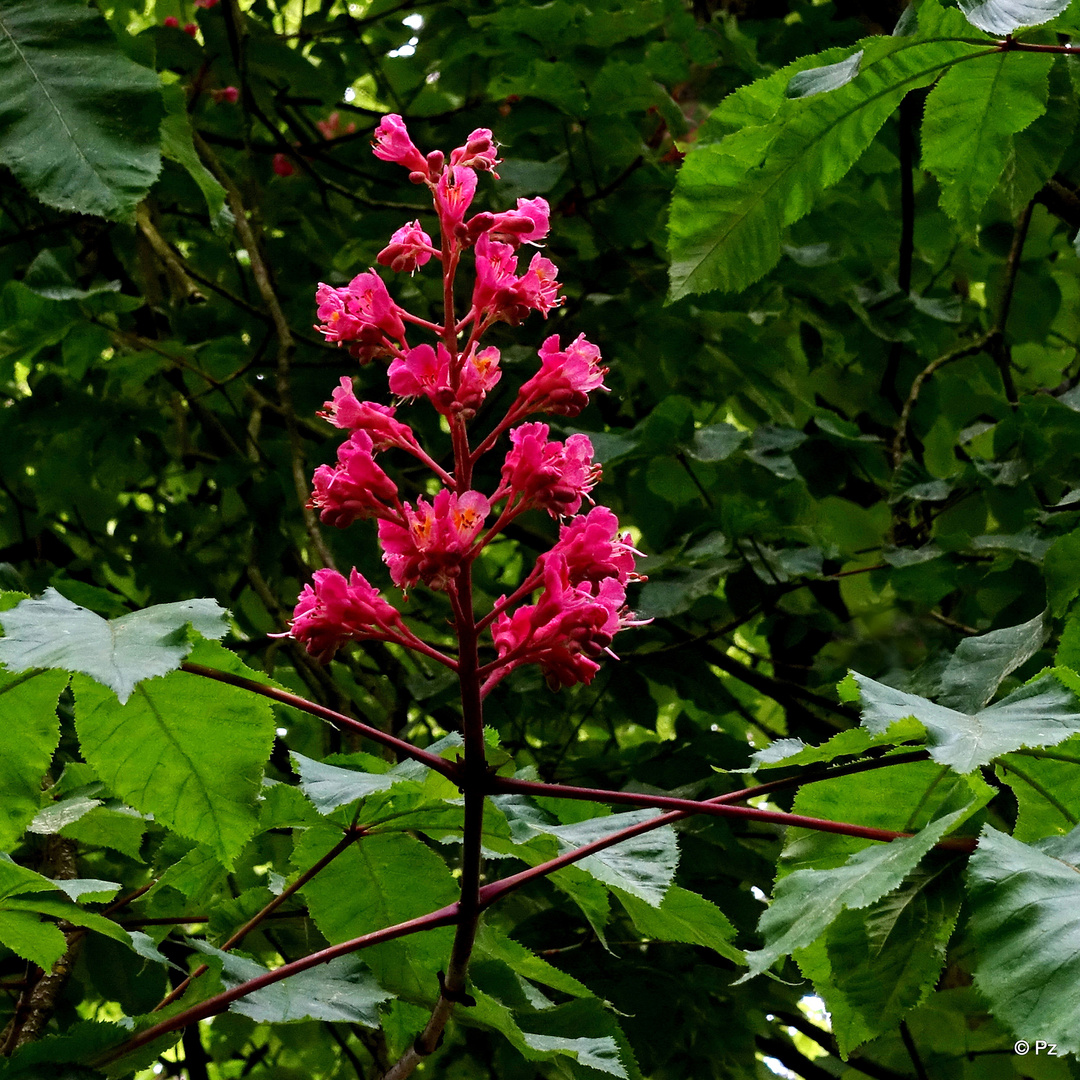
739,807,968,982
0,590,227,703
74,670,274,867
0,0,162,220
922,50,1053,230
968,825,1080,1054
159,81,233,232
854,671,1080,772
0,668,66,852
192,942,392,1025
668,19,982,297
937,611,1049,712
750,720,924,769
290,750,404,814
296,827,457,999
996,738,1080,840
799,863,963,1056
614,885,744,964
513,809,678,907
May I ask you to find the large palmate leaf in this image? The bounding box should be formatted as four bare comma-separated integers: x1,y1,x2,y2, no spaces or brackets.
968,826,1080,1054
73,670,275,867
0,0,162,220
0,590,228,703
997,738,1080,840
193,943,392,1025
922,50,1053,230
0,668,67,852
739,807,968,982
668,8,984,297
958,0,1073,33
852,671,1080,773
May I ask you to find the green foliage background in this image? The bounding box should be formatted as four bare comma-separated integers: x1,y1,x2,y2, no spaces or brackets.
4,0,1080,1076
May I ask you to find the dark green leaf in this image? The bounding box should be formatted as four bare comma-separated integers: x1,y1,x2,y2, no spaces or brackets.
968,825,1080,1054
289,751,404,813
615,885,744,964
0,590,228,703
668,18,981,296
937,611,1049,712
0,0,162,219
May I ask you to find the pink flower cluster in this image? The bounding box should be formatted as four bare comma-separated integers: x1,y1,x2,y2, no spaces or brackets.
286,114,645,690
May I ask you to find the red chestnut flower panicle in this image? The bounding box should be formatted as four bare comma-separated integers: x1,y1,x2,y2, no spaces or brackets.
286,114,646,692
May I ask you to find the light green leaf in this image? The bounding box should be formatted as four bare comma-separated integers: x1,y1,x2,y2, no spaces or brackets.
958,0,1072,33
739,807,968,981
0,668,66,852
159,81,232,232
799,864,963,1056
853,671,1080,772
192,943,391,1025
0,0,162,220
296,827,457,999
73,670,275,867
474,924,593,999
968,825,1080,1054
0,589,228,703
997,739,1080,840
0,909,67,971
615,885,744,964
750,720,924,769
937,611,1049,712
289,751,404,814
1044,529,1080,616
515,809,678,907
922,50,1053,230
669,18,983,297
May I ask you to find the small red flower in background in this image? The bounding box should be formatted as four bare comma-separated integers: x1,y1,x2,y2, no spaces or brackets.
272,154,295,177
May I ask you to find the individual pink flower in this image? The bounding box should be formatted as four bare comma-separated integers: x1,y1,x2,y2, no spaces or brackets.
541,506,643,589
314,271,407,360
509,252,561,318
377,220,435,274
372,114,428,176
212,86,239,104
472,233,519,316
183,21,198,36
378,489,490,591
435,166,478,231
517,334,608,416
309,430,399,528
449,128,501,174
318,378,420,451
163,15,179,26
273,153,295,177
498,423,599,518
491,556,641,689
455,346,502,416
488,197,550,247
287,568,405,663
388,343,454,413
